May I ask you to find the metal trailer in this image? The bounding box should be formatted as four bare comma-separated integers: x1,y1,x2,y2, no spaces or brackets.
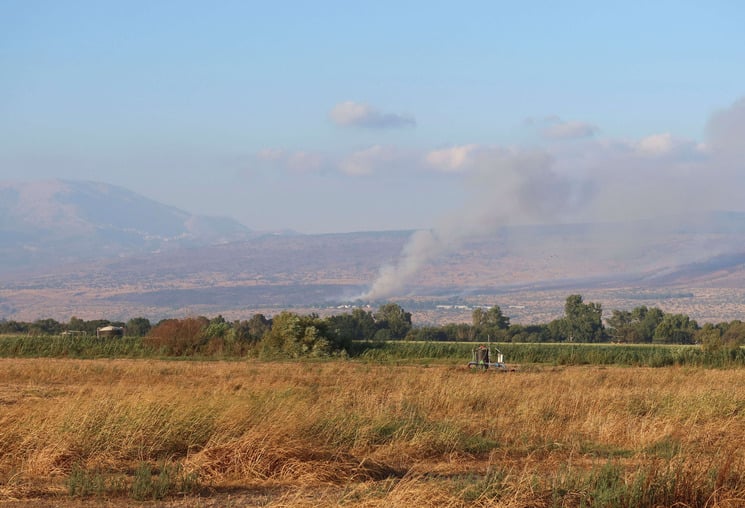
468,343,509,370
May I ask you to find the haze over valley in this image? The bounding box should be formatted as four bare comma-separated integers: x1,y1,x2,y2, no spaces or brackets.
3,180,745,325
3,2,745,326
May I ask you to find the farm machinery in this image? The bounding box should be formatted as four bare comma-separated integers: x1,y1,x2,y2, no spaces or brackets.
468,343,510,371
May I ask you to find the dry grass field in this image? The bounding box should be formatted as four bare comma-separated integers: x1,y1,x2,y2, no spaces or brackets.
0,358,744,507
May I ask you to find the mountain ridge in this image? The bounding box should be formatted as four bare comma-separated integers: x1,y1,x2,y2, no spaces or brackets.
0,179,256,272
3,179,745,324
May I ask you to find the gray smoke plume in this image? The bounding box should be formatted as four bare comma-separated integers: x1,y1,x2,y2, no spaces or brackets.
360,96,745,301
360,148,590,300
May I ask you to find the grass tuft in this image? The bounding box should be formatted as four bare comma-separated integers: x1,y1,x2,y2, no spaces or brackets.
0,358,744,506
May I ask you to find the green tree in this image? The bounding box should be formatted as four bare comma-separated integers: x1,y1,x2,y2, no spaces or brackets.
406,326,449,341
722,320,745,349
260,312,338,358
699,320,745,352
507,324,551,342
472,305,510,341
248,314,272,340
351,307,376,340
563,294,604,342
260,312,301,356
373,328,392,341
233,314,271,344
632,306,665,343
326,313,356,342
125,317,152,337
606,309,634,343
326,307,376,341
67,316,87,333
29,318,63,336
654,313,698,344
203,315,231,339
698,323,725,352
232,320,251,343
0,320,28,334
374,303,412,340
441,322,475,341
546,318,570,342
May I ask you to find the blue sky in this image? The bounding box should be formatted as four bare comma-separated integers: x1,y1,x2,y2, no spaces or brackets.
2,1,745,233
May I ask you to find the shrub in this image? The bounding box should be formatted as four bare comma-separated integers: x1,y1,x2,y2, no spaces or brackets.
144,317,209,355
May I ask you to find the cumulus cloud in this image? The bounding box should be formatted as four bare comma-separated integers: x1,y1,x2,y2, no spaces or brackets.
635,133,676,156
338,145,404,176
424,144,480,172
632,133,703,158
330,101,416,129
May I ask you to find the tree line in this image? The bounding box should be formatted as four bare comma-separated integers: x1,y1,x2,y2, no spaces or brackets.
1,295,743,357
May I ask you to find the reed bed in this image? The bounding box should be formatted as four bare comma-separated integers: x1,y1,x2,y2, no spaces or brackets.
3,334,745,368
0,358,743,506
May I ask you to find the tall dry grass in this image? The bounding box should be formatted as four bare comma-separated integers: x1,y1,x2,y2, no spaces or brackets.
0,359,743,506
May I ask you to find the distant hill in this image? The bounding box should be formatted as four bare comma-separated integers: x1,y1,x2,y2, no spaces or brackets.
3,180,745,323
0,179,255,272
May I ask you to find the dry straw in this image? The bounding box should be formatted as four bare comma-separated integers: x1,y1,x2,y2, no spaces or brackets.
0,358,743,506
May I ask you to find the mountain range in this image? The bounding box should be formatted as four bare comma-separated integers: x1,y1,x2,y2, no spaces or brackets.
0,179,255,272
2,179,745,324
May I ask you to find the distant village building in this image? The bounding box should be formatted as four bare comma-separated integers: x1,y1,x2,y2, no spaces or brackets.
96,325,124,338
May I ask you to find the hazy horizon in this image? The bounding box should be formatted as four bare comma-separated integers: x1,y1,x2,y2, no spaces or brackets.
3,2,745,235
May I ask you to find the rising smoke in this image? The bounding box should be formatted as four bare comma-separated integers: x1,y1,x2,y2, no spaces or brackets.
360,148,591,300
360,97,745,301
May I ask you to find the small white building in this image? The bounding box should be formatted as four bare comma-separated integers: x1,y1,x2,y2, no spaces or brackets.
96,325,124,338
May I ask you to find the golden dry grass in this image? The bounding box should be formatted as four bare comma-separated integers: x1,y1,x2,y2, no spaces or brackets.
0,358,744,506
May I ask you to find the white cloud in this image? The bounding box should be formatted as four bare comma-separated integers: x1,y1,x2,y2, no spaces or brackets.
329,101,416,129
635,132,675,156
339,145,399,176
632,132,703,159
424,144,479,172
357,97,745,299
255,97,745,225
